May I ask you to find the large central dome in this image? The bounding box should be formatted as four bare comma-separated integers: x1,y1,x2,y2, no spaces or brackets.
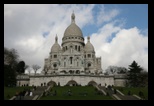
63,12,83,37
64,23,83,37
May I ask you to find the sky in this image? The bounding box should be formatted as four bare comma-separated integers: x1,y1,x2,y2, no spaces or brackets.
4,4,148,73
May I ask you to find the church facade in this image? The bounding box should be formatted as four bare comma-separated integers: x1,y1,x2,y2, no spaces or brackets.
43,12,102,75
17,13,127,87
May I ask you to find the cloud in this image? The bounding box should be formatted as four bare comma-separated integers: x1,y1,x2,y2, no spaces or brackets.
89,21,148,71
4,4,95,73
96,5,120,25
4,4,148,74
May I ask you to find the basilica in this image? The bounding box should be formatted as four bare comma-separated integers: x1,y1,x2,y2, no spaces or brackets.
43,12,102,75
17,12,126,87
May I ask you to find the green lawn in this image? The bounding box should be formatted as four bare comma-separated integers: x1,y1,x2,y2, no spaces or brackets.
40,86,113,100
4,86,33,100
115,87,148,100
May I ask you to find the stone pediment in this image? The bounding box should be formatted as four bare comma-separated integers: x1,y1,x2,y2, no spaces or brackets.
62,48,81,56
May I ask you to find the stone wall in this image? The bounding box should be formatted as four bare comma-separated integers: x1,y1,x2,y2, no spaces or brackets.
114,74,127,87
16,74,30,86
16,74,127,87
16,80,29,86
29,75,115,86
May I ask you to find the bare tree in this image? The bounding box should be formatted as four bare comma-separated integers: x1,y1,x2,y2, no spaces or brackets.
32,65,41,75
110,68,116,74
106,66,127,74
26,66,32,75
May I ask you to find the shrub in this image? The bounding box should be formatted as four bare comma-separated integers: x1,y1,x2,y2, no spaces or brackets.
139,91,144,98
119,88,123,91
114,88,117,94
128,91,131,95
106,92,109,96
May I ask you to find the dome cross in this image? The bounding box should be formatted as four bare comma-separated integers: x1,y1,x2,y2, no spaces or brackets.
55,34,58,43
71,11,75,23
87,36,90,42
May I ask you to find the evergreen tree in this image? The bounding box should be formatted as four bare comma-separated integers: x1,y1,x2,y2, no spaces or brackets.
16,61,25,74
4,47,19,69
4,65,16,87
4,47,19,87
127,61,143,87
138,70,148,87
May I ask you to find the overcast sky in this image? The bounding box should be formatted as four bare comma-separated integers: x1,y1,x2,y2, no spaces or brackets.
4,4,148,73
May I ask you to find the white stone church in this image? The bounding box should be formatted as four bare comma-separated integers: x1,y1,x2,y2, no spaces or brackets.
43,12,102,75
17,12,126,87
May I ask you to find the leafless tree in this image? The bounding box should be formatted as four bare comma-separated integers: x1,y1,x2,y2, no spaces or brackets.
26,66,32,75
32,65,41,75
106,66,127,74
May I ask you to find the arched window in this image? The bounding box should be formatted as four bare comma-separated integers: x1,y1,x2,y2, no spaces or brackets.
88,63,91,67
88,54,91,58
64,62,66,67
77,62,78,67
54,55,57,58
69,70,73,74
76,70,80,74
75,45,77,50
66,46,67,50
78,46,80,51
70,57,73,64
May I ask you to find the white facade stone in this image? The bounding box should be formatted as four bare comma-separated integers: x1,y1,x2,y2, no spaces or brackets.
17,13,127,87
42,12,102,75
29,75,114,86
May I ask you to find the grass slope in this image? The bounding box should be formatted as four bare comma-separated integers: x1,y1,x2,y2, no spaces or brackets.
4,86,32,100
40,86,113,100
115,87,148,100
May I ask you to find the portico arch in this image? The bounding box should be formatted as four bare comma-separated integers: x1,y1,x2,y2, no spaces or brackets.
88,81,97,86
47,80,57,86
66,80,78,86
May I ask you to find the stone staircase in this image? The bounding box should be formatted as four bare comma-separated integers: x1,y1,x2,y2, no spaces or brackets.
117,95,139,100
13,86,49,100
99,86,113,96
23,86,48,100
32,86,48,96
98,86,140,100
22,96,35,100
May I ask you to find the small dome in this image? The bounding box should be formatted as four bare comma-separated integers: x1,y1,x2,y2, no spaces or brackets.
51,43,61,52
51,35,61,52
84,36,95,52
84,42,95,52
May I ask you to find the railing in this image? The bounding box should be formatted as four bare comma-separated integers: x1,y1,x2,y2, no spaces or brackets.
9,96,16,100
32,95,39,100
